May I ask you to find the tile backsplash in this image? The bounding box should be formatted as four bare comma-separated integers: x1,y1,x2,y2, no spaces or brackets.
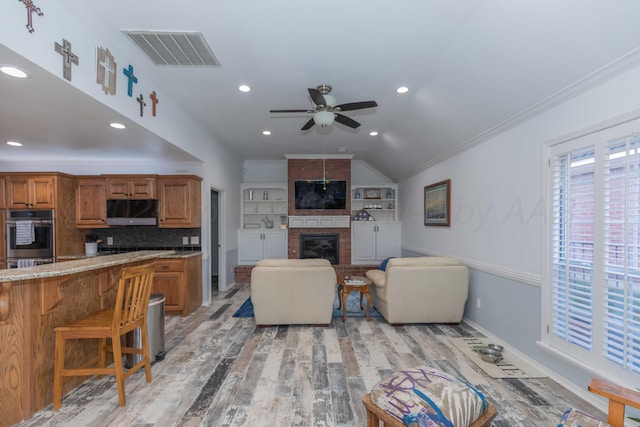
89,226,201,251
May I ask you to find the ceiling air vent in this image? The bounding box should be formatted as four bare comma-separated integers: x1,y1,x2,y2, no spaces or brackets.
123,31,220,66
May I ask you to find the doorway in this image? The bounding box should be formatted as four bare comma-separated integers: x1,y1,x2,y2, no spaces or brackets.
210,189,219,292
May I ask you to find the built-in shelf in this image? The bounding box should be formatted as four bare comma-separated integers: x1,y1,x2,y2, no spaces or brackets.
351,184,398,222
240,183,287,229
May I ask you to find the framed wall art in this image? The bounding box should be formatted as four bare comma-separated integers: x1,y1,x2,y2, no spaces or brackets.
364,188,381,199
424,179,451,226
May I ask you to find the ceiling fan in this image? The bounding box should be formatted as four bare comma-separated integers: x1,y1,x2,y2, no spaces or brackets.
269,84,377,130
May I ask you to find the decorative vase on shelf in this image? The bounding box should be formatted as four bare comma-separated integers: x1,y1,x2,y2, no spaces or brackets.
386,190,392,199
355,190,361,199
262,216,274,228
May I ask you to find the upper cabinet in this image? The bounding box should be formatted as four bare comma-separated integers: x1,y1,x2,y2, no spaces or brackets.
74,174,201,228
351,184,398,222
158,176,202,228
76,177,108,228
6,175,56,209
240,183,288,229
105,176,156,199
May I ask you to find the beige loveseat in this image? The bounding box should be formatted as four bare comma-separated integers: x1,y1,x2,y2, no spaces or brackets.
365,257,469,324
250,258,337,325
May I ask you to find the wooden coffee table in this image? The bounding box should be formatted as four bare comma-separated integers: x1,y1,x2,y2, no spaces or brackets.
337,275,373,322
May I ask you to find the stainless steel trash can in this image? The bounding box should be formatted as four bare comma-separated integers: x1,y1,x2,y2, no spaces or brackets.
125,293,165,368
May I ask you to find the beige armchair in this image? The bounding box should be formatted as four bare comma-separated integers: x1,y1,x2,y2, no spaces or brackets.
250,258,337,326
366,257,469,324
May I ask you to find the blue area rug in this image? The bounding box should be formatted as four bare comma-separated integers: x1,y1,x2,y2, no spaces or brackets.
233,287,381,318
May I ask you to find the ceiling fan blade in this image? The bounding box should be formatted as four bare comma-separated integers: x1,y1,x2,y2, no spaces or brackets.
301,118,315,130
308,88,327,107
270,109,313,113
335,114,361,129
335,101,378,111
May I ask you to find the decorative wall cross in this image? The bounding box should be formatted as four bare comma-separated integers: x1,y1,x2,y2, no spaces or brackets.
96,47,117,95
54,39,79,81
19,0,43,33
149,91,159,117
122,65,137,97
137,94,146,117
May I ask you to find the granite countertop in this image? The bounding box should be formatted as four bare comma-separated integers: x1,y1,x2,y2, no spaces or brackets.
165,251,202,259
58,250,202,260
0,250,176,283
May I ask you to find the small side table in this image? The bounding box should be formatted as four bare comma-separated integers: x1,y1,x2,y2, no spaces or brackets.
337,275,373,322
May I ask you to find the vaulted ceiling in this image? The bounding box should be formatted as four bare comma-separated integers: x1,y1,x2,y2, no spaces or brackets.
2,1,640,181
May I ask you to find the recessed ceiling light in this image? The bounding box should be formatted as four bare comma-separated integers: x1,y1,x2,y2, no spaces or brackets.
238,84,251,93
369,131,379,136
0,66,28,78
6,141,23,147
110,122,126,129
262,130,271,136
396,86,409,94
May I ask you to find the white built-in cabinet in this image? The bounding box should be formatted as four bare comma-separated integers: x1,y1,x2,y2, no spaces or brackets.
351,184,400,264
351,222,401,264
238,229,288,265
238,183,288,265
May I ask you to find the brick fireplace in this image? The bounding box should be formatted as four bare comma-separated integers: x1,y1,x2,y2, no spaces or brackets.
287,158,351,265
234,157,378,283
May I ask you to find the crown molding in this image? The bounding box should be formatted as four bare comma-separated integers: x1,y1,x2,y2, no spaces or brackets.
284,154,353,159
402,47,640,180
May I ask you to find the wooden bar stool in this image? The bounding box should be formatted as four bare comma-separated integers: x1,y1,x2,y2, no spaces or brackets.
53,262,156,410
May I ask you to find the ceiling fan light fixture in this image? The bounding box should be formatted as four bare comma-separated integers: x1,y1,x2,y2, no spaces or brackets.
314,110,334,127
323,94,336,107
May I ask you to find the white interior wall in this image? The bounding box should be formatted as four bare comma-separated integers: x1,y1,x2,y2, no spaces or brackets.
242,158,394,184
0,3,244,294
399,63,640,397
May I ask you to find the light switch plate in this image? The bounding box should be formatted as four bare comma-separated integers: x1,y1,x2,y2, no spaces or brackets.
182,236,189,245
107,237,113,245
190,236,199,245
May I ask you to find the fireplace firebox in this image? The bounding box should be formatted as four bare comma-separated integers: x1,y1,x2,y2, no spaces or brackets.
300,234,339,265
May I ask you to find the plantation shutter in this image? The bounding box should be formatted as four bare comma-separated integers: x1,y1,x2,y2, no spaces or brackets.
551,146,595,350
603,134,640,372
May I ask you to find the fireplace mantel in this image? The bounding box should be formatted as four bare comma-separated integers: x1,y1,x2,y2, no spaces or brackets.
288,215,350,228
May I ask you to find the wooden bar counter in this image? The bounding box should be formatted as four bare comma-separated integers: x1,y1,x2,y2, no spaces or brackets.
0,250,174,427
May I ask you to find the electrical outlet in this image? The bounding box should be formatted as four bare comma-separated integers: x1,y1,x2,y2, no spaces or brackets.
182,236,189,245
107,237,113,245
190,236,199,245
476,298,481,309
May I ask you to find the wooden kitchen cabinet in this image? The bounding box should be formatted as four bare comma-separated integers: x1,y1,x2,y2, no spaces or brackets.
6,175,56,209
158,176,202,228
104,175,156,199
153,254,202,315
0,176,5,209
0,209,5,263
76,177,108,228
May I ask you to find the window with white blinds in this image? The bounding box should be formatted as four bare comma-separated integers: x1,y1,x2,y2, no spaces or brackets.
548,119,640,380
603,134,640,372
551,146,595,352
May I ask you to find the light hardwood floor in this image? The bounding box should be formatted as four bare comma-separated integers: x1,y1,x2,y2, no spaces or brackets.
15,282,605,427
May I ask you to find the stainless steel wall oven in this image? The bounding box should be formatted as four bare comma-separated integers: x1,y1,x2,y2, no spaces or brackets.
6,209,55,267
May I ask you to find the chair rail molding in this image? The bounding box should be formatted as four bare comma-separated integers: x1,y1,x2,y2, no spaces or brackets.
402,245,541,287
